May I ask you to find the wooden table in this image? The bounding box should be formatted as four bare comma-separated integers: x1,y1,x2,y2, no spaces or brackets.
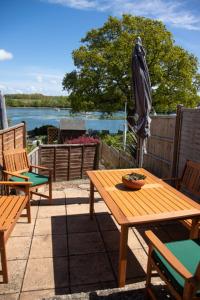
87,168,200,287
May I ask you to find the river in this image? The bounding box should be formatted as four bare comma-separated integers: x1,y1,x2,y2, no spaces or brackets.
7,107,125,133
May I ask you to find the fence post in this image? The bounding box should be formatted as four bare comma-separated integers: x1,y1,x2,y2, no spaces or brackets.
171,104,183,178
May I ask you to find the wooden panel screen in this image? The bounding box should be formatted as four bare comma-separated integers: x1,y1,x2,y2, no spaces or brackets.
39,144,99,181
143,116,176,178
178,108,200,177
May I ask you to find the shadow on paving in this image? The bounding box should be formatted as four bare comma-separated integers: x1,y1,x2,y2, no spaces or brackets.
50,213,146,296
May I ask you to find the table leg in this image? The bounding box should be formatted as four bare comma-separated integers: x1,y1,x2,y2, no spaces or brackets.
190,217,199,239
89,181,94,219
118,225,128,287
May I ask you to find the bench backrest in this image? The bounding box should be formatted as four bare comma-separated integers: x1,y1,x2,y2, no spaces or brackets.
180,160,200,196
3,148,30,173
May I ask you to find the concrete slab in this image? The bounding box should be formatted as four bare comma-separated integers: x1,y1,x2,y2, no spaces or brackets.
96,214,119,231
68,232,105,255
11,222,35,237
37,205,66,218
7,237,31,260
70,253,115,286
34,216,67,235
67,203,90,215
22,257,69,291
30,235,68,258
108,250,146,281
67,215,98,233
102,230,142,252
0,294,19,300
20,288,69,300
0,260,26,294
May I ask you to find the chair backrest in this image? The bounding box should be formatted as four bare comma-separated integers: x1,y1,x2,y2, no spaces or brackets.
180,160,200,196
3,148,30,173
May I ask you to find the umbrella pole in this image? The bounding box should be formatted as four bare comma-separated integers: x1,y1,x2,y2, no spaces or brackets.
0,91,8,129
138,137,144,168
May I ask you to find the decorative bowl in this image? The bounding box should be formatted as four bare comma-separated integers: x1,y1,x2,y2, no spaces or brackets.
122,173,146,190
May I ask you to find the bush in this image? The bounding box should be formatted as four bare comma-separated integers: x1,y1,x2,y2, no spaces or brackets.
64,136,100,144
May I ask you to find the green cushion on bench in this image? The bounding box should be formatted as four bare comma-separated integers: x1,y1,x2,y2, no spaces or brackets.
152,239,200,295
10,172,49,187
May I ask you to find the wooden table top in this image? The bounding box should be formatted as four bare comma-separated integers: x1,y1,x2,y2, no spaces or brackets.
87,168,200,226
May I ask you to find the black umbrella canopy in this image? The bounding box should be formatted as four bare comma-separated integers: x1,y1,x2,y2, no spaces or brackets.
131,37,152,140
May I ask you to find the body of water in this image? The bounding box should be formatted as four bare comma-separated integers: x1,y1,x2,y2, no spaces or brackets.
7,107,125,133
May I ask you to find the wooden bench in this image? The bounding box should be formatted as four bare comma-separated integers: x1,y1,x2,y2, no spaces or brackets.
167,160,200,232
0,181,31,283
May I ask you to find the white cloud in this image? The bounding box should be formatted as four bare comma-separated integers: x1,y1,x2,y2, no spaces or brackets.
0,49,13,61
0,69,67,95
36,75,43,83
47,0,96,9
46,0,200,30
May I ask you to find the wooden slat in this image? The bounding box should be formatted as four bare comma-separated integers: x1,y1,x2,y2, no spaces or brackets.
87,168,200,225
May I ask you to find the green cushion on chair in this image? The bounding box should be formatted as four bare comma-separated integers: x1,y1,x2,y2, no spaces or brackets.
10,172,49,187
152,239,200,295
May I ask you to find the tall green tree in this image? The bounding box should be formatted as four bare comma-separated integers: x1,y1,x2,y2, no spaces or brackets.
63,15,200,114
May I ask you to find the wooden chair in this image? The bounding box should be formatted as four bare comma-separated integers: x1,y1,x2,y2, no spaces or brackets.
0,181,31,283
145,230,200,300
3,148,52,202
165,160,200,233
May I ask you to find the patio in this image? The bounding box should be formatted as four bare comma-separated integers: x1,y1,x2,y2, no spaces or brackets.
0,179,189,300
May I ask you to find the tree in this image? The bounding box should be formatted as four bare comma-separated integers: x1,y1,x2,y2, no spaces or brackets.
63,15,200,114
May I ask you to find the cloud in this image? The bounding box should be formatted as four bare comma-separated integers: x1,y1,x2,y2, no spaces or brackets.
0,49,13,61
36,75,43,83
47,0,96,9
0,69,67,95
46,0,200,30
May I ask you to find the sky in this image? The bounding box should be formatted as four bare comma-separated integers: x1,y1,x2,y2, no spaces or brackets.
0,0,200,95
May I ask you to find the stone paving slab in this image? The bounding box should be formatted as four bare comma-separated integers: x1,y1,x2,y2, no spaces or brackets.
0,179,185,300
22,257,69,291
70,253,115,286
7,237,32,260
34,216,67,235
67,215,98,233
20,288,69,300
30,234,68,258
0,260,26,294
0,293,19,300
68,232,105,255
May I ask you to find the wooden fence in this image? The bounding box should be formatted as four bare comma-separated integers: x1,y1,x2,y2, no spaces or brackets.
172,107,200,177
39,143,99,181
100,142,136,169
143,116,176,178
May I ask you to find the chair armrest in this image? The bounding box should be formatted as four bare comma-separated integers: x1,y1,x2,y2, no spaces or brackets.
3,171,29,180
0,181,32,186
30,165,52,176
145,230,193,280
30,165,49,170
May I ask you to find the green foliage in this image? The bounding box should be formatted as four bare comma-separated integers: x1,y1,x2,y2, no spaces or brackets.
5,94,70,108
63,15,200,113
101,131,137,155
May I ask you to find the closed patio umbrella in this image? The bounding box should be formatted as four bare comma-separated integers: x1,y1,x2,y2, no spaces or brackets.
0,91,8,129
131,37,152,167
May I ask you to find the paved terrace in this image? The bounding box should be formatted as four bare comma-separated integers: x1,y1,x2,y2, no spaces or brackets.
0,179,189,300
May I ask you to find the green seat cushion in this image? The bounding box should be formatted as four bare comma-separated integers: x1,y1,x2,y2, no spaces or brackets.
152,239,200,296
10,172,49,187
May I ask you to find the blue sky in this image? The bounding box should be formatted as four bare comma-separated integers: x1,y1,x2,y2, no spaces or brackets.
0,0,200,95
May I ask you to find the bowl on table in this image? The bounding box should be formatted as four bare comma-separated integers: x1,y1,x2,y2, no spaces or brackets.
122,172,146,190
